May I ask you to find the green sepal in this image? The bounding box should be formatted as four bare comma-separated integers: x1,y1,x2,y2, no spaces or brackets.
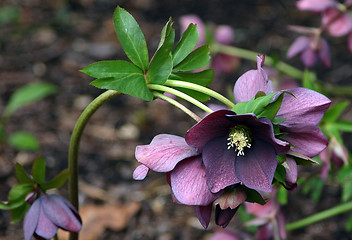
32,156,46,185
4,82,57,116
287,151,319,166
172,23,199,66
15,163,34,184
173,45,210,72
84,60,153,101
240,186,266,205
322,100,349,123
8,131,40,151
10,202,29,223
113,6,149,71
0,183,34,210
146,18,174,85
41,169,70,191
169,69,214,102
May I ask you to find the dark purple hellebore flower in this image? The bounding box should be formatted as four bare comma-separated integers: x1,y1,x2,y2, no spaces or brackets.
234,56,330,173
23,194,82,240
134,134,222,206
186,110,290,193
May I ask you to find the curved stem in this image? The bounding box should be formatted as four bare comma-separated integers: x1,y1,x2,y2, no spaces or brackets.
164,80,235,109
152,91,201,122
68,90,121,240
148,84,213,114
286,200,352,231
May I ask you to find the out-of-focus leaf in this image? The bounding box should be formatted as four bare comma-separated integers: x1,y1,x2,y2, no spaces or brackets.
173,45,210,72
303,69,322,92
172,23,199,66
322,101,349,123
32,156,46,185
342,180,352,202
277,185,288,205
0,6,21,25
10,202,29,223
15,163,33,184
8,132,40,151
5,82,57,116
41,169,70,190
346,214,352,232
113,6,149,71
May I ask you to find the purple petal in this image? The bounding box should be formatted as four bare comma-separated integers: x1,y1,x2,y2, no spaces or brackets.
280,124,328,158
287,36,310,58
296,0,336,12
202,137,240,193
215,25,234,45
323,8,352,37
186,110,235,152
285,157,298,190
300,46,318,67
234,55,273,103
318,38,331,67
24,198,41,240
35,206,58,239
42,195,81,232
276,87,331,127
215,205,238,228
348,33,352,53
170,156,222,205
277,209,287,239
135,134,199,172
133,164,149,180
235,139,277,192
195,204,212,229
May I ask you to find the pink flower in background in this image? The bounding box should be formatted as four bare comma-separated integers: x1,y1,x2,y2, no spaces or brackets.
179,15,239,76
209,228,246,240
296,0,336,12
322,7,352,37
349,32,352,52
287,36,330,68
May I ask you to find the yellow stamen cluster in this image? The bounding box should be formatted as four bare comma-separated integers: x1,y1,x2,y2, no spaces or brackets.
227,126,252,156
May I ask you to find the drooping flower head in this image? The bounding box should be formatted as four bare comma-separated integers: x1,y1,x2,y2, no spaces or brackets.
23,194,82,240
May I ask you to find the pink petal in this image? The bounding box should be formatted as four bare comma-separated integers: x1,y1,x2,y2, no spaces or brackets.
235,139,277,192
245,201,274,217
195,204,213,229
24,199,41,240
210,229,242,240
215,25,234,45
287,36,310,58
135,134,199,172
234,55,273,103
285,157,298,190
36,206,58,239
202,137,240,193
179,15,205,48
300,46,318,67
170,156,222,205
133,164,149,180
277,87,331,127
281,125,328,158
42,195,82,232
296,0,336,12
318,38,331,67
323,8,352,37
348,32,352,53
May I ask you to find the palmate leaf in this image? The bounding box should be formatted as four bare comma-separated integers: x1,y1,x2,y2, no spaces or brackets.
113,6,149,71
82,60,153,101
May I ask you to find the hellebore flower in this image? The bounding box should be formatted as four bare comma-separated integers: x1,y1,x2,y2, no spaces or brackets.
134,134,221,206
322,7,352,37
236,55,331,159
287,36,330,68
185,110,290,193
23,194,81,240
296,0,336,12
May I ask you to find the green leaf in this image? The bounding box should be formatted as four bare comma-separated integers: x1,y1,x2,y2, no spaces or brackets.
85,60,153,101
287,151,319,166
5,82,57,116
146,19,174,85
8,132,40,151
32,156,46,185
302,177,324,202
274,163,286,184
257,93,284,121
10,202,29,223
113,6,149,71
41,169,70,190
6,184,33,209
303,69,322,92
346,214,352,232
0,6,21,25
322,101,349,123
173,45,210,72
277,185,288,205
333,121,352,132
172,23,199,66
15,163,33,184
169,70,214,102
342,180,352,202
242,186,266,205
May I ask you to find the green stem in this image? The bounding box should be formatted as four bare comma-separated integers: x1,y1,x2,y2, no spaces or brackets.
164,80,235,109
68,90,121,240
152,91,201,122
148,84,213,114
286,200,352,231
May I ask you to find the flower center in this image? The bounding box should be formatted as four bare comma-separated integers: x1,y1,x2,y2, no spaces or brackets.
227,126,252,156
